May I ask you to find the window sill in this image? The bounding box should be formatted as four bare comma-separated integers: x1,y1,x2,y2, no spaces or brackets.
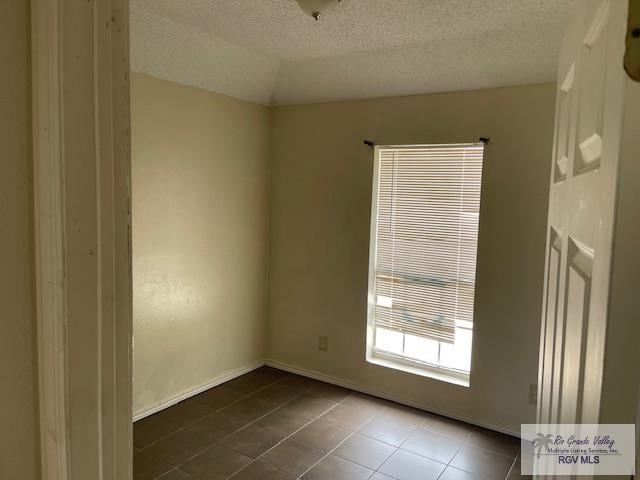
366,353,470,388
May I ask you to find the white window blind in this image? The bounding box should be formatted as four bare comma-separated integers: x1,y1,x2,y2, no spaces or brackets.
367,143,484,379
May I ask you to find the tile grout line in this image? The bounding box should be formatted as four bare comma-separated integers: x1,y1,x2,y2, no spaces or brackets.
447,429,472,466
174,397,513,479
441,434,521,480
295,424,379,478
328,414,403,470
221,385,356,479
296,407,519,480
295,405,473,479
331,446,399,474
295,405,423,479
430,430,472,480
281,398,396,478
140,370,520,480
143,371,295,477
176,374,316,474
146,370,294,446
504,454,520,480
293,410,398,477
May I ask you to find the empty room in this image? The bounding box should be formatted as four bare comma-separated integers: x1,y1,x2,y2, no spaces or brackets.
3,1,640,480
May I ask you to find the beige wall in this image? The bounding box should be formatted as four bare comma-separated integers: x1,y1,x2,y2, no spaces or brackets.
131,78,556,432
268,84,555,433
0,1,40,479
132,73,271,416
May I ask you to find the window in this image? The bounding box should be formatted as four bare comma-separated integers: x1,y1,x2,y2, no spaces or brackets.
366,143,484,386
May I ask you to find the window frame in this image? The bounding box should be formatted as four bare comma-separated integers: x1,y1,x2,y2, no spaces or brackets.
366,143,483,388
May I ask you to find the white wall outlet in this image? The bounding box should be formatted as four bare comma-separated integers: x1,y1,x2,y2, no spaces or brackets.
318,336,329,352
529,384,538,405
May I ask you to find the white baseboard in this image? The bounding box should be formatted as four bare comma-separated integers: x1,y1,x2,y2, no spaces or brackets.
266,359,521,438
133,357,522,437
133,360,265,422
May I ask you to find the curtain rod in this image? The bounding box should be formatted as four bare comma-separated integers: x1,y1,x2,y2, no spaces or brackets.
364,137,490,148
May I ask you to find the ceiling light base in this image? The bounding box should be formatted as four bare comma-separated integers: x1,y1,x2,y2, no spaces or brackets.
295,0,341,20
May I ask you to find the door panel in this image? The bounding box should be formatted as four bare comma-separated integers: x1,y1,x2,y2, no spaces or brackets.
540,229,561,424
537,0,627,438
559,238,593,423
575,1,610,175
554,66,575,183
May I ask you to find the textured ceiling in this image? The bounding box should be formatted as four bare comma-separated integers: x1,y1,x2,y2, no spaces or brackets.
131,0,572,105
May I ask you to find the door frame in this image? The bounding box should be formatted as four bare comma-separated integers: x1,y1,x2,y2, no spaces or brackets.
31,0,132,478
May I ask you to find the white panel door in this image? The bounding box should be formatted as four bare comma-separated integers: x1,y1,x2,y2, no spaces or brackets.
537,0,628,428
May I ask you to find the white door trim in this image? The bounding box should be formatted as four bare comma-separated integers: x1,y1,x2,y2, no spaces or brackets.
31,0,133,478
31,0,69,477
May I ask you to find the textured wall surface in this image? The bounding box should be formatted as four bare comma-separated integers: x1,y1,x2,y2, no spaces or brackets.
0,1,40,479
131,0,571,105
268,84,556,433
132,73,271,416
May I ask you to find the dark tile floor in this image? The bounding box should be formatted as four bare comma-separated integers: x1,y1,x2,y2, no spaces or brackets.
134,367,525,480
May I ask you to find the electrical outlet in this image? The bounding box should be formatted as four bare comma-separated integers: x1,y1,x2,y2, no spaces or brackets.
318,336,329,352
529,384,538,405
